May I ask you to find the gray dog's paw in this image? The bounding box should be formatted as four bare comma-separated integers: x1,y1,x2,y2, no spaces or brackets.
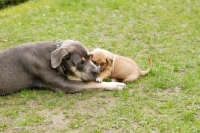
100,82,126,91
116,82,126,90
96,77,102,83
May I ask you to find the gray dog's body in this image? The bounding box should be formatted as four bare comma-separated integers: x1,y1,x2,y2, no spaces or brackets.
0,40,125,95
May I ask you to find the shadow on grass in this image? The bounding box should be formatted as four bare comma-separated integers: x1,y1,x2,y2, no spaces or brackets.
0,0,29,9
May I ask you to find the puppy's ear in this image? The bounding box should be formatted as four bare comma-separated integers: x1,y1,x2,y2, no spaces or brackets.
106,58,113,65
105,52,113,65
51,48,71,68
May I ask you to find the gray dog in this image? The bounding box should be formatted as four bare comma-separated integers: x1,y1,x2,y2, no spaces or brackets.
0,40,126,95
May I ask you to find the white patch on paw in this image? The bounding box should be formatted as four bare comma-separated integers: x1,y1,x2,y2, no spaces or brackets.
111,78,116,82
96,77,102,83
115,82,126,90
105,82,126,90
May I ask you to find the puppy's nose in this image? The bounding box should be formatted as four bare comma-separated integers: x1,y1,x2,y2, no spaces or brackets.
92,69,99,77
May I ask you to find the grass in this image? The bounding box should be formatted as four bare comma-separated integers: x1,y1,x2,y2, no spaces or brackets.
0,0,200,132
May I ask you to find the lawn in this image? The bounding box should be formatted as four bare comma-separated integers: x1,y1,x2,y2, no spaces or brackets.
0,0,200,132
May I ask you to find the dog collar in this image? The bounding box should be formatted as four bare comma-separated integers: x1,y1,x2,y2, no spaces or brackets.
55,40,68,74
60,62,68,74
55,40,63,49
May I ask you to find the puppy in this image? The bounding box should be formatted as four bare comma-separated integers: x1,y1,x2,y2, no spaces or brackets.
90,48,152,83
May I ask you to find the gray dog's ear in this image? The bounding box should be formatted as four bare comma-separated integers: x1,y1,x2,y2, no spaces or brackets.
51,48,70,68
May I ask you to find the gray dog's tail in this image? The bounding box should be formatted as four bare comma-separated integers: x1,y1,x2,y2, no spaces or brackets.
140,57,152,76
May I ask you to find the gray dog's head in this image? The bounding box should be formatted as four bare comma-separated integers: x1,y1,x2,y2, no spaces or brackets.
51,40,99,81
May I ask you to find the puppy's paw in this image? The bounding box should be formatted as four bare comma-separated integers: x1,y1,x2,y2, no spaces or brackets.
111,78,116,82
96,77,102,83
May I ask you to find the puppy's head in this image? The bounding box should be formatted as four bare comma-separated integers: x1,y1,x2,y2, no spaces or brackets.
51,40,99,81
90,48,113,72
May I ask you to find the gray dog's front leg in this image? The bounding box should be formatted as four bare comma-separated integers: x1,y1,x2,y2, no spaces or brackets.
40,71,126,93
49,79,126,93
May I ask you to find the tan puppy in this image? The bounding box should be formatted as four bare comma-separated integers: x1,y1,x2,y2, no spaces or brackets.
90,48,152,83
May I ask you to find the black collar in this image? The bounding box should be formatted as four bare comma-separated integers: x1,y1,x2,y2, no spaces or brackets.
55,41,68,74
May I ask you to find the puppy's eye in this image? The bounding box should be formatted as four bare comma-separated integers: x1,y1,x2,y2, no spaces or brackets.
89,54,93,58
93,61,97,65
78,60,85,66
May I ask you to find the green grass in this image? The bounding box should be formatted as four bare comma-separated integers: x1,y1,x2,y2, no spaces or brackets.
0,0,200,132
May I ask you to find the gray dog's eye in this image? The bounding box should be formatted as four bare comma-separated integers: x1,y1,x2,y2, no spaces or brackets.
78,60,85,66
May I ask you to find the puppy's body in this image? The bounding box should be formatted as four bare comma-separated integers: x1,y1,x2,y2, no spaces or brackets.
91,48,152,83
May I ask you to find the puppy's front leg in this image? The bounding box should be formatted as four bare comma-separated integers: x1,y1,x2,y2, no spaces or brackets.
96,69,111,82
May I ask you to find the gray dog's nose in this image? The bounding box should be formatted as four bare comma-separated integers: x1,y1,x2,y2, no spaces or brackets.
92,69,99,77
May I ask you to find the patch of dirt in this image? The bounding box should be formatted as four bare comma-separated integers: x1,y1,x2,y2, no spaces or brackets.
25,100,40,109
70,96,117,116
65,96,119,132
36,108,70,131
1,100,70,133
129,85,148,98
157,87,181,97
2,96,119,133
0,115,11,122
9,108,70,133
